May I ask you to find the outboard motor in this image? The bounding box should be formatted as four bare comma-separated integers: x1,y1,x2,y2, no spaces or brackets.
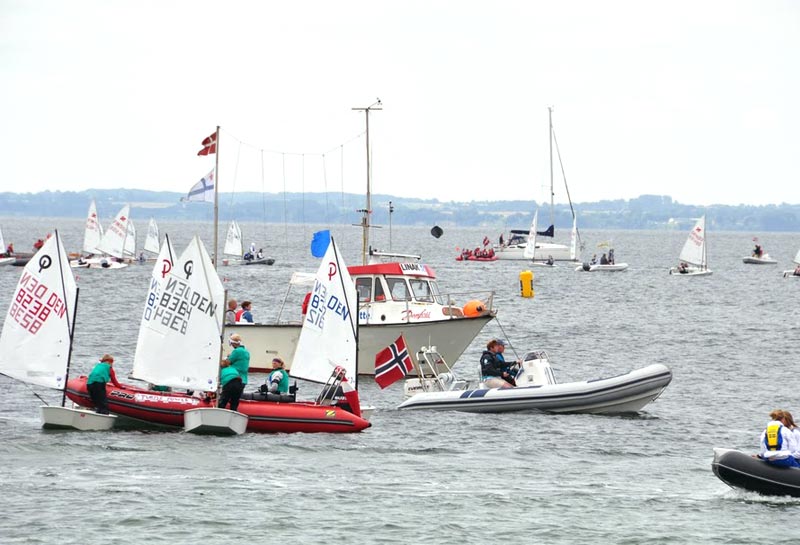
582,262,591,271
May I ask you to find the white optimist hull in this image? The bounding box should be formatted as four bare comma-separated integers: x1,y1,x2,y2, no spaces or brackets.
576,263,629,272
69,257,128,269
225,314,494,376
669,267,713,276
783,270,800,278
184,408,248,435
743,256,777,265
397,364,672,414
494,242,574,261
40,406,117,431
0,256,15,266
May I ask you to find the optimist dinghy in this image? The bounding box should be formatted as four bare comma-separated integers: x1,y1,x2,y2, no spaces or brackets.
398,347,671,414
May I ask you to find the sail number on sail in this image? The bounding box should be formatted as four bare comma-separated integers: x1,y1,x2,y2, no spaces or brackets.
142,276,217,335
305,279,350,330
9,270,67,334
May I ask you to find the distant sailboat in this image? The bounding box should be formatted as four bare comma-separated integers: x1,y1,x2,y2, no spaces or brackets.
144,218,160,256
221,220,243,266
669,215,712,276
782,248,800,278
0,226,14,266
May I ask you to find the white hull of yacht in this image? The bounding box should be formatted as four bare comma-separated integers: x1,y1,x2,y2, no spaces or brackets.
397,363,672,414
494,242,574,261
224,315,494,376
40,405,117,430
184,408,248,435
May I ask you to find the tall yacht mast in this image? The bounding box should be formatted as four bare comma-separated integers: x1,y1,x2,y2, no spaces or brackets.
352,99,382,265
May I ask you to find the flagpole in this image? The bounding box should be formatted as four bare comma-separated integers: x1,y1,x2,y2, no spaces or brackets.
213,125,220,269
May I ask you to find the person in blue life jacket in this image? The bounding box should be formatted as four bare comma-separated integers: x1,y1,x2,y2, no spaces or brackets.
224,334,250,392
86,354,123,414
267,357,290,394
217,359,243,411
757,409,800,467
480,339,514,389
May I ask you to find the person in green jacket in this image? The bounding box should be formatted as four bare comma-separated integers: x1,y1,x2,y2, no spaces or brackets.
86,354,123,414
268,357,290,394
217,360,243,411
223,333,249,397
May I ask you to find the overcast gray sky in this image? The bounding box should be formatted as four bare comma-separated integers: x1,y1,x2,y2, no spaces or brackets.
2,0,798,206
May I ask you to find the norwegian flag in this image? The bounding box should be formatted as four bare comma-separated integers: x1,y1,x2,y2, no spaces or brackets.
374,334,413,389
197,131,217,156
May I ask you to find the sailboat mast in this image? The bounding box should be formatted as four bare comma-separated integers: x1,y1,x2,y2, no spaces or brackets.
213,125,220,269
54,229,78,408
352,100,382,266
548,106,555,229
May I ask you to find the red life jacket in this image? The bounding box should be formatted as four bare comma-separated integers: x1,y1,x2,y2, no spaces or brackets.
235,309,245,322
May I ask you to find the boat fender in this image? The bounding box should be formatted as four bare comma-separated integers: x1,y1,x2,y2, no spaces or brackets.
463,300,486,317
519,270,534,298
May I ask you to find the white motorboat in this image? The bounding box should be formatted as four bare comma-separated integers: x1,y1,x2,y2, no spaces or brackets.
224,104,495,376
576,263,629,272
743,240,777,264
669,215,712,276
398,346,672,414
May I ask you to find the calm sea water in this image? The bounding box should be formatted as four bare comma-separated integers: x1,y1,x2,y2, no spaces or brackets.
1,217,799,544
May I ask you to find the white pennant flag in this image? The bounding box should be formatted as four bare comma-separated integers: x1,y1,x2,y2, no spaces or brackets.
182,169,215,203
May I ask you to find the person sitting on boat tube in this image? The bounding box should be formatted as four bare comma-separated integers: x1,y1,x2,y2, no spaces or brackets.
753,244,763,258
86,354,123,415
235,301,254,324
267,357,290,394
678,262,689,274
479,340,514,389
781,410,800,464
757,409,800,467
599,253,609,265
589,254,597,265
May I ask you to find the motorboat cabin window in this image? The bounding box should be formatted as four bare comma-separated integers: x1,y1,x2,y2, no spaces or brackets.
355,277,372,302
374,279,387,302
386,277,411,301
409,279,434,302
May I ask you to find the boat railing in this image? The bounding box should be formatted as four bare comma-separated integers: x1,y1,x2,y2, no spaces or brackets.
358,290,495,323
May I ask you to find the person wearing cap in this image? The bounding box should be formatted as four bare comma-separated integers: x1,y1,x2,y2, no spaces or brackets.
86,354,123,414
217,359,243,411
268,358,290,394
494,339,518,386
479,340,513,389
223,334,250,391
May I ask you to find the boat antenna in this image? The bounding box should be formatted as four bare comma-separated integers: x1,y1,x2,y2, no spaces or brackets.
388,200,394,251
352,99,382,265
212,125,221,270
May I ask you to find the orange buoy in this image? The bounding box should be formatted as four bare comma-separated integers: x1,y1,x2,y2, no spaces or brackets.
463,300,486,317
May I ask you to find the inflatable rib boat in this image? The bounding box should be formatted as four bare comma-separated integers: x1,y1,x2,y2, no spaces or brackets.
712,448,800,497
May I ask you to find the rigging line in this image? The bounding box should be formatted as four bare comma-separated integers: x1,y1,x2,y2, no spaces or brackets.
551,128,582,242
260,149,268,247
340,144,345,224
226,141,242,214
322,153,329,225
301,154,306,245
282,153,289,257
492,316,521,362
220,128,366,158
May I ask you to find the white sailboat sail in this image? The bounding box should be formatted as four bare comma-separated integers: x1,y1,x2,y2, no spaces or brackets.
679,215,707,267
0,231,77,390
224,220,243,257
82,200,103,254
0,225,6,252
124,220,136,258
793,248,800,265
144,218,160,255
290,236,358,384
131,235,224,391
96,205,131,258
523,210,538,259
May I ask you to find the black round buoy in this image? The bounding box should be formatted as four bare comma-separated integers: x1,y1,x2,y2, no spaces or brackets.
430,226,443,239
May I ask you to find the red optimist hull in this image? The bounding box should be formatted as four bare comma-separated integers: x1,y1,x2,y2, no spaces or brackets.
66,377,370,434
